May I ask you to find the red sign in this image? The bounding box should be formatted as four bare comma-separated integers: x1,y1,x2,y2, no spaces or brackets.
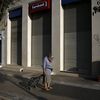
29,0,51,14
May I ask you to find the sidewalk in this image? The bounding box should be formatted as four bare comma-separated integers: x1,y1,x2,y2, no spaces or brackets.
0,67,100,91
1,67,100,100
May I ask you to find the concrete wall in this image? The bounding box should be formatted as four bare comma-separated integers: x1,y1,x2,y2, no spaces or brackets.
92,0,100,77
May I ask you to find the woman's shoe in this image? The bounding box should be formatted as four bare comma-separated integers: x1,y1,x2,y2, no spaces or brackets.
44,88,50,91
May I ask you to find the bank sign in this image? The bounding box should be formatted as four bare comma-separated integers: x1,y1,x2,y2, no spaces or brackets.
29,0,50,14
62,0,80,5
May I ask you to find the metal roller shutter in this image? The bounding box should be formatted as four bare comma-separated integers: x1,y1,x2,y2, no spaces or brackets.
31,12,51,67
11,17,22,65
64,1,91,74
64,6,77,71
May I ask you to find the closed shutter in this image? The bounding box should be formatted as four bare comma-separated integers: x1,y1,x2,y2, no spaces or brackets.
64,6,77,71
31,15,43,66
11,17,22,65
31,12,51,67
64,1,91,75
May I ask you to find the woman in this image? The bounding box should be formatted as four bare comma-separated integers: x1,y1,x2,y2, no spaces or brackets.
43,54,53,91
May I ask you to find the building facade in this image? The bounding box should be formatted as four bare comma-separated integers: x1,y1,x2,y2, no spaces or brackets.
1,0,100,78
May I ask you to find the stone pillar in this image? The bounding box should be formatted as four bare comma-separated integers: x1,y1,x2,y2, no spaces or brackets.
7,12,11,64
52,0,64,73
1,30,6,67
27,15,32,67
22,3,31,67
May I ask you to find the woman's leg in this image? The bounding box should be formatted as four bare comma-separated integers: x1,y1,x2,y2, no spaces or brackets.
47,74,51,88
44,76,50,90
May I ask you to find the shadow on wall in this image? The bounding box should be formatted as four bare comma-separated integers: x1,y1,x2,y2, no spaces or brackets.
92,61,100,78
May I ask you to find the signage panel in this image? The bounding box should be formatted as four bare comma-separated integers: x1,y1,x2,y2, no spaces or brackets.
62,0,80,5
29,0,50,14
9,8,22,19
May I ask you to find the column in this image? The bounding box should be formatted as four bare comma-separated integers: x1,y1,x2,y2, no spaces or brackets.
7,12,11,64
22,3,31,67
52,0,64,73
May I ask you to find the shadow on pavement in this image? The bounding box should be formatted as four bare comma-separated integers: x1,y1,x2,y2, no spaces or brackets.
11,74,47,100
14,74,29,82
43,83,100,100
1,71,100,100
0,72,7,83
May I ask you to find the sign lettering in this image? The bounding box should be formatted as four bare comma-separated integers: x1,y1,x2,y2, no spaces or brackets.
32,1,47,10
29,0,50,14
